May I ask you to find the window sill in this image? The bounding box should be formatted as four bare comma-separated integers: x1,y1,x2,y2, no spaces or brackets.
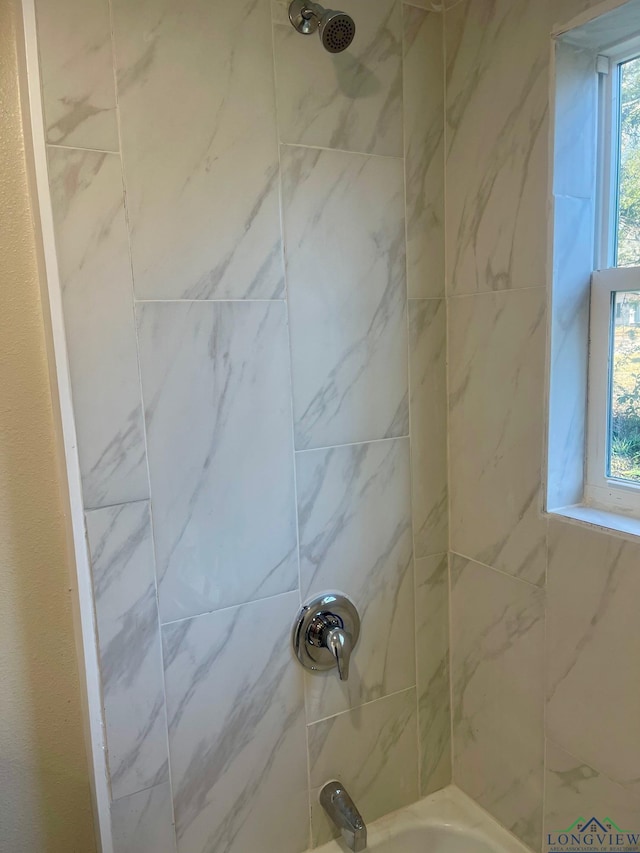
549,503,640,540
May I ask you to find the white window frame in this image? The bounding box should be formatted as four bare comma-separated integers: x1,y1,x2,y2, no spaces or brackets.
587,268,640,514
595,36,640,269
586,37,640,517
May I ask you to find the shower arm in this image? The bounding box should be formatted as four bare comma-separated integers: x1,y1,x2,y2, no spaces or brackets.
300,1,323,20
291,0,324,33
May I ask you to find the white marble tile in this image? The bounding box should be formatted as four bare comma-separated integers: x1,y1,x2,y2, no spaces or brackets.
547,521,640,795
448,288,547,586
112,0,283,299
296,438,414,721
162,592,308,853
308,688,419,846
545,741,640,842
136,301,298,624
47,147,148,509
281,145,408,450
445,0,549,294
86,502,168,801
547,39,598,511
553,41,597,200
450,555,545,850
111,782,176,853
273,0,403,157
35,0,118,150
409,299,448,558
548,195,593,510
403,5,444,299
415,554,450,797
558,0,640,47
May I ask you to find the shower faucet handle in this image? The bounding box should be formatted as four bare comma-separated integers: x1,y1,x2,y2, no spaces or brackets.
292,593,360,682
325,625,352,681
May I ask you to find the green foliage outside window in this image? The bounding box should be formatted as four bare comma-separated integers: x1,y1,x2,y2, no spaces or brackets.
609,58,640,482
617,56,640,266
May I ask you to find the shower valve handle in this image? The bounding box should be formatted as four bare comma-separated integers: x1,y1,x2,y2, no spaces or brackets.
291,592,360,681
324,625,352,681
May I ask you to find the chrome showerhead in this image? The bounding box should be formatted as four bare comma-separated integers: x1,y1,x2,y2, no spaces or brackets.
318,10,356,53
288,0,356,53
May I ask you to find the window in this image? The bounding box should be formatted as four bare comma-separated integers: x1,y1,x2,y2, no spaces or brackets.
587,39,640,515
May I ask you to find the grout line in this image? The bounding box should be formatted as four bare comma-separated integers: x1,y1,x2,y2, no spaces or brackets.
46,142,119,155
414,564,422,797
105,2,179,846
268,19,301,608
442,0,456,789
447,284,549,300
133,297,286,304
542,737,548,853
415,549,449,563
448,550,546,591
400,0,423,799
84,496,150,514
109,779,167,806
540,38,554,840
270,16,313,846
303,721,314,847
307,685,417,728
159,587,299,629
279,140,404,161
447,552,455,785
294,433,410,455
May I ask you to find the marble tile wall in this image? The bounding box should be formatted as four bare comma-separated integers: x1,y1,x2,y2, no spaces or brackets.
446,1,640,851
35,0,448,851
41,0,640,849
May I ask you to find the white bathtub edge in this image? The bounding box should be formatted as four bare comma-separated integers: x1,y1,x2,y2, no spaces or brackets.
311,785,533,853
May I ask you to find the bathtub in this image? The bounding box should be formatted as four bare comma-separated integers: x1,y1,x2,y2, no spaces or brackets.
313,786,531,853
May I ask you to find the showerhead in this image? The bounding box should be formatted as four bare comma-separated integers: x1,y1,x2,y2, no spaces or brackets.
288,0,356,53
318,10,356,53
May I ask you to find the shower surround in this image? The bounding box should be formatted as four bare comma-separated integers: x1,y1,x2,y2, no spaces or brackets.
33,0,640,851
34,0,448,850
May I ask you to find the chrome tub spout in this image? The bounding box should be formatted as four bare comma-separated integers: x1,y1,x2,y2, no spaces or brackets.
319,780,367,851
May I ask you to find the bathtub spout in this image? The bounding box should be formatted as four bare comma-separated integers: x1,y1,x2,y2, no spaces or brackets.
319,781,367,851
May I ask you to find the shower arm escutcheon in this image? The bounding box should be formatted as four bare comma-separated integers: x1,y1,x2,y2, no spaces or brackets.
292,592,360,681
289,0,324,33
